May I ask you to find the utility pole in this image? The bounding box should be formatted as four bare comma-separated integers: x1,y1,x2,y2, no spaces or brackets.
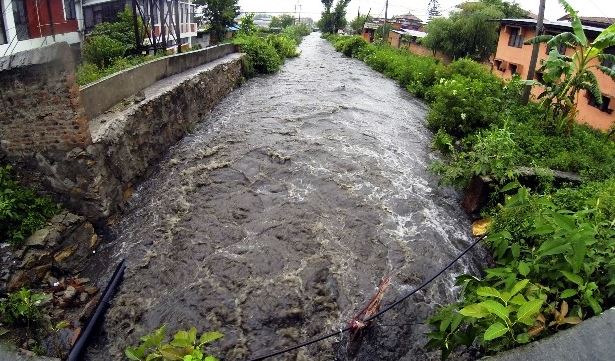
175,0,181,53
522,0,546,104
383,0,389,40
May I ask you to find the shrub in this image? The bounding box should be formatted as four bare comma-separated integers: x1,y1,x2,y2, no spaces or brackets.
431,127,520,187
0,166,58,245
426,75,503,137
0,289,49,326
267,34,298,58
82,35,127,68
233,35,283,74
332,35,368,57
125,326,222,361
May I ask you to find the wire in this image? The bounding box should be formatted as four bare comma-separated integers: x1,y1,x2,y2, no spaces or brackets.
246,235,485,361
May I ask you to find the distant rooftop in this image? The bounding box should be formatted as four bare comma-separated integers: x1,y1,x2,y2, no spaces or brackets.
556,15,614,28
499,18,606,36
393,13,422,23
392,29,427,38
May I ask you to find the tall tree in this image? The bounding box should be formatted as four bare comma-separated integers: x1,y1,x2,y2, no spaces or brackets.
270,14,295,29
350,14,372,34
196,0,240,43
318,0,350,34
428,0,441,20
423,2,505,60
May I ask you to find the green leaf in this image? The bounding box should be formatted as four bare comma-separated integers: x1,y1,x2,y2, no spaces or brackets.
484,322,508,341
568,238,586,274
517,299,544,326
480,300,510,323
500,181,521,193
439,314,452,332
450,313,464,332
511,243,521,259
510,279,530,298
459,303,489,319
125,348,144,361
199,331,224,345
560,289,577,298
516,333,531,344
561,271,584,286
524,34,554,45
159,344,187,360
558,0,588,46
171,330,194,348
518,262,530,276
591,23,615,49
598,65,615,81
551,212,576,231
587,296,603,315
204,357,219,361
537,238,570,258
510,294,527,306
477,287,502,299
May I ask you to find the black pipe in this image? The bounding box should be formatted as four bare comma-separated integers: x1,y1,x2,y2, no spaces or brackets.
68,259,126,361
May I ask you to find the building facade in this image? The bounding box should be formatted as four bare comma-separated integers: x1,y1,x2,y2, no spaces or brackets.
493,19,615,131
0,0,83,55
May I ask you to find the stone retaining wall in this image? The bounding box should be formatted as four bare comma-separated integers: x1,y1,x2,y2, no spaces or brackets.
0,43,244,220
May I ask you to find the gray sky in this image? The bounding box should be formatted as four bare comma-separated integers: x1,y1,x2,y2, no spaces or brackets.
237,0,615,22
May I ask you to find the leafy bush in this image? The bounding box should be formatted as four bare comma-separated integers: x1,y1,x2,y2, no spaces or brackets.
267,34,298,58
82,35,127,68
0,289,49,326
0,166,58,245
77,54,163,85
431,127,520,187
282,24,311,44
125,326,222,361
331,35,368,57
427,75,504,137
233,35,283,74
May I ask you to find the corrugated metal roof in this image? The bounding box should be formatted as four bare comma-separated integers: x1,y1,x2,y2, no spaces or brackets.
499,18,605,35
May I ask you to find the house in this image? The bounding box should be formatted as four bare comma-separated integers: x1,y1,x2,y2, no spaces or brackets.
0,0,83,55
393,13,423,31
361,22,379,43
82,0,197,51
493,19,615,131
388,29,426,49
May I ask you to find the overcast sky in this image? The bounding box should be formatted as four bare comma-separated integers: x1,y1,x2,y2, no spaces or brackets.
237,0,615,22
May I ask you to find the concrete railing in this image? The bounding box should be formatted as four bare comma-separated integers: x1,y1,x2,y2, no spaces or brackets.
80,44,237,120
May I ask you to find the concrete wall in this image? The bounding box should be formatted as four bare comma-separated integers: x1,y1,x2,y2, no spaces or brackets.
493,25,615,131
80,44,236,120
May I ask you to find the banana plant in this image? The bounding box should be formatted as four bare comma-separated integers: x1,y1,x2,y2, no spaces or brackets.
524,0,615,132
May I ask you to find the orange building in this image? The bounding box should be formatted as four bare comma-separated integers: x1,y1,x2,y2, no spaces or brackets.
493,19,615,131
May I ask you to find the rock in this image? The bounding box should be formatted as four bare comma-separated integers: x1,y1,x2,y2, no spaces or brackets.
47,276,59,287
7,264,51,290
79,295,100,322
83,286,98,295
24,228,50,247
461,176,491,215
63,286,77,301
20,249,52,269
79,293,88,303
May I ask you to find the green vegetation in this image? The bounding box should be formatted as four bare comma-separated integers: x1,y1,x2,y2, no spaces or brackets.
524,0,615,132
195,0,240,44
233,24,310,76
269,14,295,29
327,15,615,357
350,14,372,35
0,289,49,326
77,7,161,85
125,326,222,361
318,0,351,34
0,166,58,246
422,0,531,61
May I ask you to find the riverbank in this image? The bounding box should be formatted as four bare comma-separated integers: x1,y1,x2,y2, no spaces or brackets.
325,34,615,359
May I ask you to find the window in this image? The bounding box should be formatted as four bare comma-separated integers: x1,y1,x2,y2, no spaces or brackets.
0,1,7,45
13,0,30,40
588,92,613,114
64,0,76,20
494,59,503,72
508,27,523,48
509,63,518,75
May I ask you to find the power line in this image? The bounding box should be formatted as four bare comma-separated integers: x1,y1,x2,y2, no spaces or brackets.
246,235,485,361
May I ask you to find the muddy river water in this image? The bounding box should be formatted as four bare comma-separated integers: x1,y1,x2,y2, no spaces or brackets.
85,33,480,360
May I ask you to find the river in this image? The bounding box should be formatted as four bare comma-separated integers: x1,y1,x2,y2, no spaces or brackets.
85,33,479,361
